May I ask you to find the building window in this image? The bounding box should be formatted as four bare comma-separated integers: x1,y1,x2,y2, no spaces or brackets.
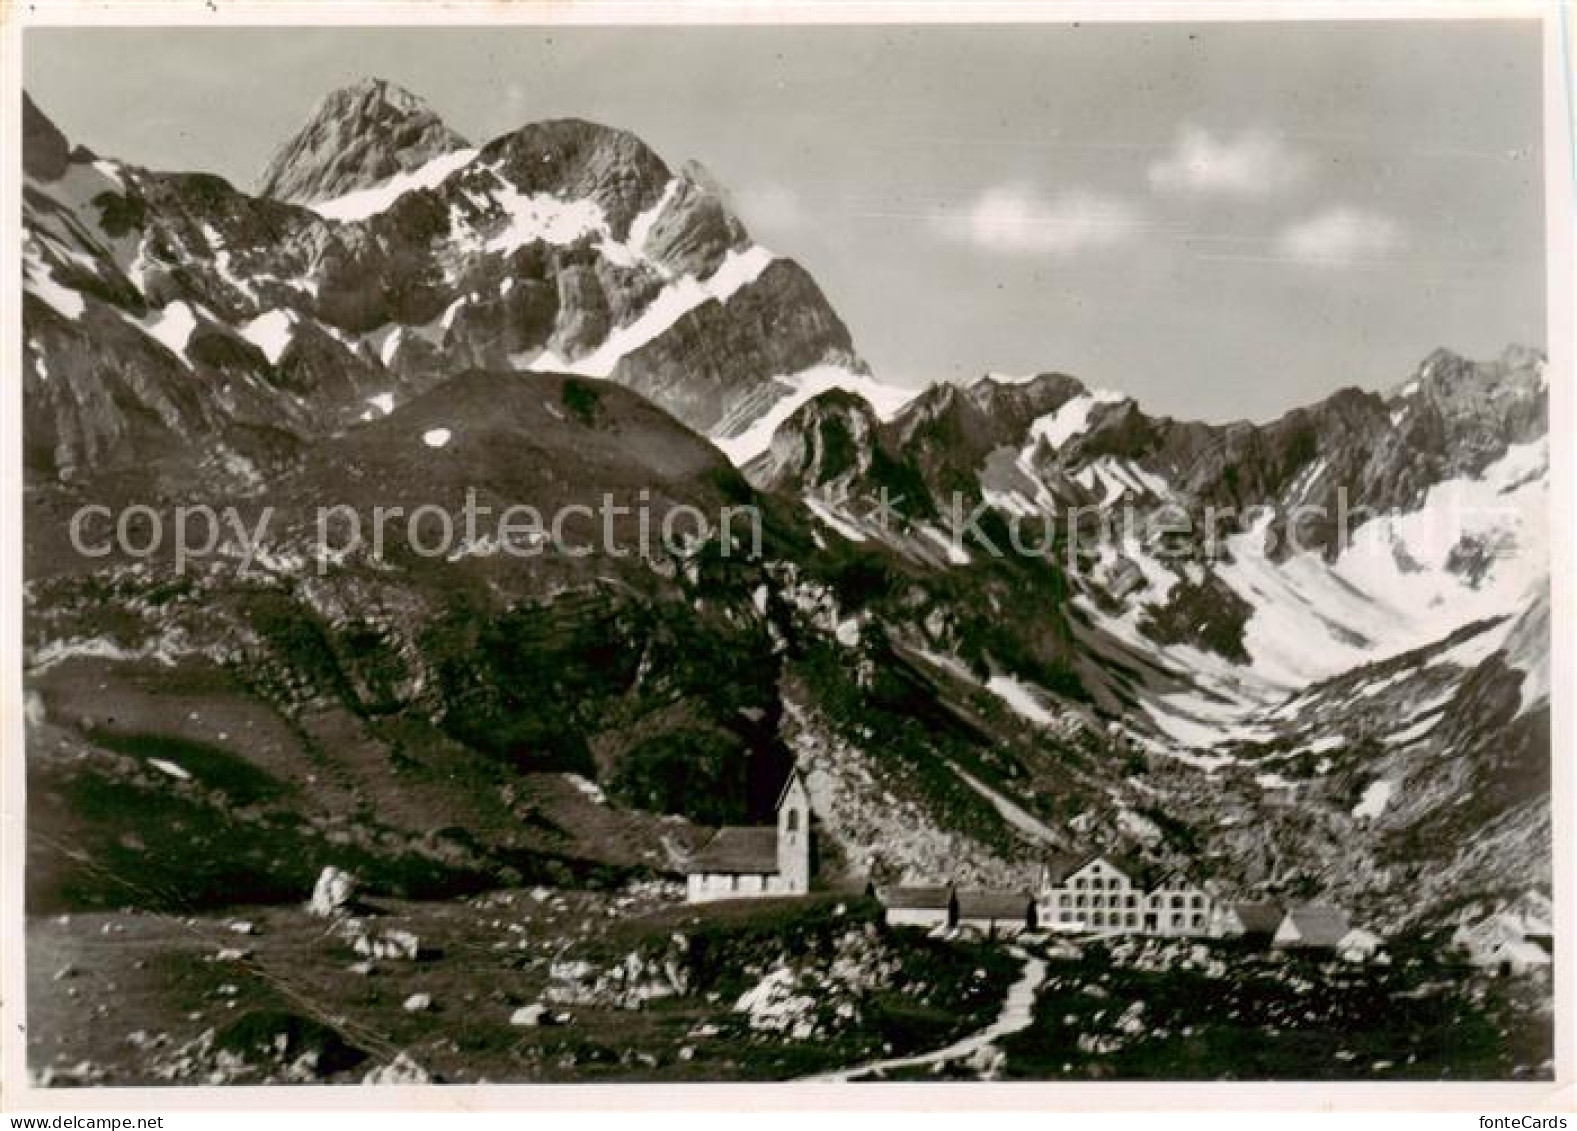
1191,914,1204,928
1092,912,1104,926
786,809,799,834
1076,895,1086,908
1126,894,1137,908
1075,878,1086,890
1126,913,1138,927
1172,895,1184,909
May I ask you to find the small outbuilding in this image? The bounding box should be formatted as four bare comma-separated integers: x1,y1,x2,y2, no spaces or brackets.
1490,938,1552,978
955,889,1038,936
878,885,957,930
1211,900,1285,944
1272,904,1352,950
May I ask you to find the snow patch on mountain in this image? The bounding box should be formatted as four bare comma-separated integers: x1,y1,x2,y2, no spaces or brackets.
985,674,1058,726
973,370,1041,386
1353,780,1396,821
202,224,261,302
803,497,869,543
22,249,86,319
1074,431,1546,765
712,363,921,465
1218,438,1546,687
308,151,479,221
1385,711,1443,747
240,310,297,364
527,245,775,379
626,177,682,262
1025,388,1126,452
1075,457,1173,503
917,524,972,566
134,301,201,362
480,179,611,255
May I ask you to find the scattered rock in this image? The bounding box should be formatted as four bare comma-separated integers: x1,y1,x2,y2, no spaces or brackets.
308,867,359,918
734,967,819,1040
352,929,419,962
362,1052,432,1086
510,1004,549,1027
208,1009,367,1083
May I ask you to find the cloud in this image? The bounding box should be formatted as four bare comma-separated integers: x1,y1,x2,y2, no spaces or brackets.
1275,207,1404,268
1148,126,1310,197
936,184,1141,256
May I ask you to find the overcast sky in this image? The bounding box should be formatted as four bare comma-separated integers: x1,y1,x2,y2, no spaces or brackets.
24,21,1546,423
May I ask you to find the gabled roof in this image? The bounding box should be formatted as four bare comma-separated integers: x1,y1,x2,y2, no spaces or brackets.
1230,901,1285,934
684,827,779,875
774,767,808,812
1148,867,1209,891
879,885,955,911
1493,938,1552,965
956,889,1035,920
1041,852,1097,885
1277,904,1351,946
1044,851,1213,894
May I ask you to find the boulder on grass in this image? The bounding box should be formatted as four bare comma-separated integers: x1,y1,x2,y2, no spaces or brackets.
308,867,359,918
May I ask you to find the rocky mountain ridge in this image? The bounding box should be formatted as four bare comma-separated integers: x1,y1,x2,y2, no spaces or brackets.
259,78,472,204
22,87,860,490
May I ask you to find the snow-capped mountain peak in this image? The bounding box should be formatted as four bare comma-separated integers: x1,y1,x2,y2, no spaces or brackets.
258,76,470,204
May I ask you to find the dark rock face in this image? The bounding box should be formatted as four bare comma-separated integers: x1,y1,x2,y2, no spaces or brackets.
479,118,671,238
1137,572,1253,663
613,259,863,434
751,389,886,496
258,78,469,203
891,374,1092,504
23,94,70,181
640,162,750,278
